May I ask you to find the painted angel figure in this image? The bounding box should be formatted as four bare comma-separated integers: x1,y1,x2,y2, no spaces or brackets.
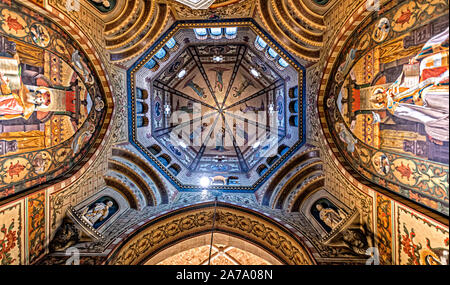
81,201,113,226
370,27,449,142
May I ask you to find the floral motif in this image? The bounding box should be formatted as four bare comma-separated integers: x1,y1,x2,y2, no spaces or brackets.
0,219,18,265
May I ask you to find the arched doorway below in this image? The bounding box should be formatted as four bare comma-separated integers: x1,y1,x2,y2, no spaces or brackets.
145,233,282,265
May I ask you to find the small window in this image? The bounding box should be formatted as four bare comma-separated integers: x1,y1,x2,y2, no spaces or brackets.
289,86,298,99
225,27,237,39
157,154,171,166
136,88,143,99
154,48,167,60
147,144,161,155
278,58,289,68
209,28,222,38
257,165,268,176
136,101,144,114
165,37,177,49
289,115,298,127
266,155,279,166
145,59,157,70
194,28,208,39
254,36,267,51
266,48,278,60
289,100,298,113
168,164,181,176
227,176,239,185
136,88,148,99
278,145,289,156
137,116,149,128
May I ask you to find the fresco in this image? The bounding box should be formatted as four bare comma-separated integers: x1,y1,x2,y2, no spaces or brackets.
27,191,45,264
0,200,23,265
397,204,449,265
376,194,392,265
0,1,107,199
131,23,304,191
80,196,118,229
323,0,449,215
310,198,347,233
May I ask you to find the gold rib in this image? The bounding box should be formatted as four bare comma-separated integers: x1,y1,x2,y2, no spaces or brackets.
288,0,326,31
104,0,140,36
109,3,170,63
256,0,320,62
105,0,156,50
271,0,323,47
281,0,324,37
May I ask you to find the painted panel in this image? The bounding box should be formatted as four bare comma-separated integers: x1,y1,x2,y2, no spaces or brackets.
27,190,45,264
397,204,449,265
323,0,449,215
80,196,118,229
376,193,392,264
0,200,23,265
0,1,107,198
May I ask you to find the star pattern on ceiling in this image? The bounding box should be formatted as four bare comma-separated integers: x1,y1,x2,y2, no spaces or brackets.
129,22,305,191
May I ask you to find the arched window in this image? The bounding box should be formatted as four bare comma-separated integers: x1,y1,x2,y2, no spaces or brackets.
137,116,149,128
168,164,181,176
289,115,298,127
266,155,279,166
154,48,168,61
136,102,144,114
165,37,177,49
209,27,222,39
157,154,171,166
137,116,143,127
254,36,267,51
227,176,239,185
136,88,148,100
147,144,161,155
289,100,298,113
257,165,268,176
276,57,289,70
266,47,278,61
194,28,207,40
225,27,237,39
136,102,148,114
278,145,289,156
289,86,298,99
145,58,157,70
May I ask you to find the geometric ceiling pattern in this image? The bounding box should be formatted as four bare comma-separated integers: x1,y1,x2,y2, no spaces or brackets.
129,21,305,192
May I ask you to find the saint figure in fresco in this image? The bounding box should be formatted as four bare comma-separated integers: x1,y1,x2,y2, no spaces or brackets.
184,76,207,98
335,122,357,153
214,127,228,152
209,67,229,92
370,28,449,142
81,200,114,226
0,55,51,120
316,203,347,230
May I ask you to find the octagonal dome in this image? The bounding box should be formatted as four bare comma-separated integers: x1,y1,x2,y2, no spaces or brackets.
128,20,305,192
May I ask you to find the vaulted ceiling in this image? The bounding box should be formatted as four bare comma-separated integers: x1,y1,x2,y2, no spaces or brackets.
130,24,305,191
0,0,448,267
